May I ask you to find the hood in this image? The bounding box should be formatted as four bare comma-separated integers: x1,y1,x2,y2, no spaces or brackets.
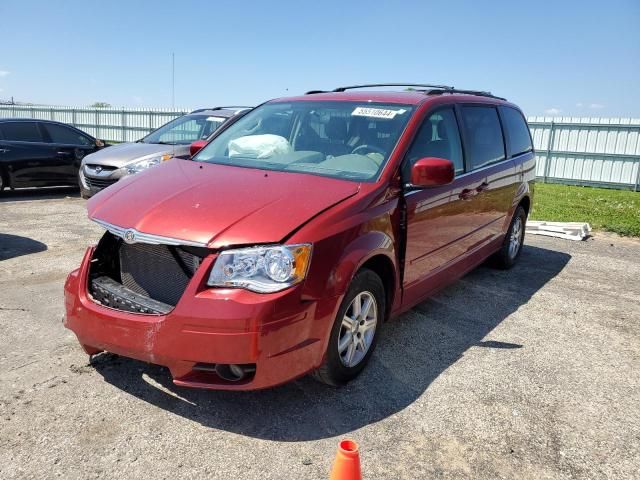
87,159,360,248
82,142,190,167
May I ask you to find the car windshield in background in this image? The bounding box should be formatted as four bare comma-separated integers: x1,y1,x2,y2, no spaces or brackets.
141,114,225,145
193,101,414,181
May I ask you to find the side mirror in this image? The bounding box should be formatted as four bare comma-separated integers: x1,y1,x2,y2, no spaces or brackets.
95,139,105,148
410,157,455,188
190,140,208,157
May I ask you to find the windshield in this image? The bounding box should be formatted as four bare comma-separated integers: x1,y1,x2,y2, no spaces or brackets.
141,114,226,145
193,101,414,181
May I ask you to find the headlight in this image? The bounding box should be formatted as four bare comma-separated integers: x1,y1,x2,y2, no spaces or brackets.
208,244,312,293
125,154,172,174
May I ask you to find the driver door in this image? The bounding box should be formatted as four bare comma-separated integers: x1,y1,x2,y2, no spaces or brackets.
402,107,491,307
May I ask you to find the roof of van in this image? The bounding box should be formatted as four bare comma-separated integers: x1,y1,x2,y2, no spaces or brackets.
270,90,512,107
270,83,510,107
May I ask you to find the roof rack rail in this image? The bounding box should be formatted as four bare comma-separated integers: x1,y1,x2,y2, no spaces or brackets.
305,83,506,101
331,83,454,92
191,106,252,113
425,88,506,101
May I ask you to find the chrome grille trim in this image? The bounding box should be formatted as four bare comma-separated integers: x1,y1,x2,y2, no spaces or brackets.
91,218,209,248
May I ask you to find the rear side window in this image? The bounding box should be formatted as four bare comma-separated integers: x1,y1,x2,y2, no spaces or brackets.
460,106,505,170
44,123,92,146
0,122,44,142
404,108,464,179
500,107,533,157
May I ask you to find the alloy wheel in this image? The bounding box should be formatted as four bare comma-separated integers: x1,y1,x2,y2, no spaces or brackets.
338,291,378,368
509,216,523,259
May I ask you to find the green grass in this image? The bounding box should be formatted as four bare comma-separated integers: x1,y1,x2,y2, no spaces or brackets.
530,183,640,237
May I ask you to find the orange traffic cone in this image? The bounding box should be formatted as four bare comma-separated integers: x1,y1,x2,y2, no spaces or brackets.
330,439,362,480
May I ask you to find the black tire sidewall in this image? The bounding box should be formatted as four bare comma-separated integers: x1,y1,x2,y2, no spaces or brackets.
499,206,527,268
322,269,385,385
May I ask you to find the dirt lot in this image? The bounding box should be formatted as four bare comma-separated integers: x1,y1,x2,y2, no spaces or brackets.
1,189,639,479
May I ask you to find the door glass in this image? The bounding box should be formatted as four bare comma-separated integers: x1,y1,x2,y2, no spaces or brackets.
403,107,464,181
0,122,44,142
44,123,92,145
500,107,533,157
460,106,505,170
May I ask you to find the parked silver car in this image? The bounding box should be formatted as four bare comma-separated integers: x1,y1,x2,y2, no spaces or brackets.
79,107,250,197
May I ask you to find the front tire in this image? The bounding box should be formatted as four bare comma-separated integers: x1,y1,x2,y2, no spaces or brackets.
313,268,385,386
491,205,527,269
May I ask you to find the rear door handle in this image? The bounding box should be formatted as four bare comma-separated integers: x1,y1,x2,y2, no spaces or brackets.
57,151,72,156
0,148,9,153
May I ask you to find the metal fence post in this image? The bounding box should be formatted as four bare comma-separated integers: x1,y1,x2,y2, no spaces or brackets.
634,159,640,192
121,109,126,143
543,121,556,183
95,109,100,140
71,108,76,127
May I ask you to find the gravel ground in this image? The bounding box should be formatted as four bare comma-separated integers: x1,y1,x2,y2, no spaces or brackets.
0,188,638,479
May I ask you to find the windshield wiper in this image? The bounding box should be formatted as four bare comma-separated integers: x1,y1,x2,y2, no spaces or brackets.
154,141,177,145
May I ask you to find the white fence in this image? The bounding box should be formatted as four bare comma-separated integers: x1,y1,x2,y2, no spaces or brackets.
528,117,640,191
1,104,639,190
0,104,189,143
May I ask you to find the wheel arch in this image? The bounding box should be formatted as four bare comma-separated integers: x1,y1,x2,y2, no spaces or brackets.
358,253,397,322
0,166,9,190
518,195,531,216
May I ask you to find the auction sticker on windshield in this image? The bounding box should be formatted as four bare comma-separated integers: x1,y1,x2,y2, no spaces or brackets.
352,107,406,119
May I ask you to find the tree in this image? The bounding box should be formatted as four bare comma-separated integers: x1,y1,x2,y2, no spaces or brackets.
90,102,111,108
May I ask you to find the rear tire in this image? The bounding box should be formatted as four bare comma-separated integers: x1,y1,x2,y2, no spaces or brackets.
491,205,527,269
0,170,7,192
312,268,385,386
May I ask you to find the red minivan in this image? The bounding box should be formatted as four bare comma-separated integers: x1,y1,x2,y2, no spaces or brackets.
64,84,535,390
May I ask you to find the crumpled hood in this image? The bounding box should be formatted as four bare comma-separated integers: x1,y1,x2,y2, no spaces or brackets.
82,142,189,167
87,159,360,248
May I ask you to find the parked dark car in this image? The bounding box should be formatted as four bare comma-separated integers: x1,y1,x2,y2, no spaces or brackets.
0,118,105,192
79,107,251,198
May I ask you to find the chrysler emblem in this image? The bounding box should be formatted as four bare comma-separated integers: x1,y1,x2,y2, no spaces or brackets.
123,229,136,244
95,166,103,173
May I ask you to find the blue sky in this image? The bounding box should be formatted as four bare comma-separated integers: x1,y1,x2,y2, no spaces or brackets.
0,0,638,117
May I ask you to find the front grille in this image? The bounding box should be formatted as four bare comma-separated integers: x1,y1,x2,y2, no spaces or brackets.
118,242,201,306
86,177,118,190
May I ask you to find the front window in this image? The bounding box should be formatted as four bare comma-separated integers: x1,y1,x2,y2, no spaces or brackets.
193,101,414,181
141,114,225,145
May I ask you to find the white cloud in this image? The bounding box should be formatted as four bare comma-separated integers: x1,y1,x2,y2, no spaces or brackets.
589,103,604,109
0,70,9,77
545,108,562,115
576,102,583,108
132,96,144,105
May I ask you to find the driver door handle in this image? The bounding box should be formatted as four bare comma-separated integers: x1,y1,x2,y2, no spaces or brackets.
57,151,72,156
0,148,9,153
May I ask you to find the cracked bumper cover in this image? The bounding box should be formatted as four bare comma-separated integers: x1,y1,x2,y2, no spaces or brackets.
64,247,341,390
